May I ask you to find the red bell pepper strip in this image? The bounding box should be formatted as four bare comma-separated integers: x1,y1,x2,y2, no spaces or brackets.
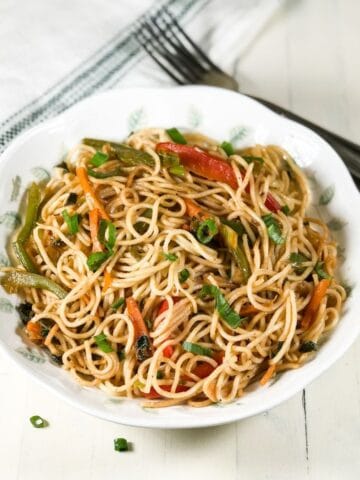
143,384,189,399
156,143,238,189
264,192,281,213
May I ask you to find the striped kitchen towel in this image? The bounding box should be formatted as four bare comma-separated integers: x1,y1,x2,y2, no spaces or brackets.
0,0,282,152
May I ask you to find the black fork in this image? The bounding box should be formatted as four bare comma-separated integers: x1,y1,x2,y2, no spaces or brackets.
134,8,360,188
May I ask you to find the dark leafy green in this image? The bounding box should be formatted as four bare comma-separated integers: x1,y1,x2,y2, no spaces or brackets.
111,298,125,310
87,251,111,272
315,262,331,280
299,341,318,353
114,438,129,452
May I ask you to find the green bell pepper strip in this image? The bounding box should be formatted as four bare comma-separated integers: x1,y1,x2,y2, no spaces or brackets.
13,183,41,273
0,270,67,299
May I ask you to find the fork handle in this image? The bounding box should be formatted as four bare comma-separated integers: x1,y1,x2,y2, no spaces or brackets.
249,95,360,186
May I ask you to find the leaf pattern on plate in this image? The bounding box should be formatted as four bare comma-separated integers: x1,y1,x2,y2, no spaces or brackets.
327,218,347,231
0,211,21,229
31,167,50,182
141,407,159,414
336,245,346,261
128,108,146,132
15,347,46,364
319,185,335,205
0,298,14,313
0,252,10,267
188,106,202,129
229,126,248,144
10,175,21,202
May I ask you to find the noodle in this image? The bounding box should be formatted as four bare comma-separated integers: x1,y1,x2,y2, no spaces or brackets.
1,128,346,407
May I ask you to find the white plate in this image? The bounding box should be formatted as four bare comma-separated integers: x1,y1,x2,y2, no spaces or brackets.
0,86,359,429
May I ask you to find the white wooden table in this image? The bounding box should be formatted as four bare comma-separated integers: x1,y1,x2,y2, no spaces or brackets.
1,1,359,478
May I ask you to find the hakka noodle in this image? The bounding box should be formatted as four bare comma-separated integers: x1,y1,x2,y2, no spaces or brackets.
0,128,346,408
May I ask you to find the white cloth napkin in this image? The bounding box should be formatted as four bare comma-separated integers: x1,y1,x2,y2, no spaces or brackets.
0,0,283,151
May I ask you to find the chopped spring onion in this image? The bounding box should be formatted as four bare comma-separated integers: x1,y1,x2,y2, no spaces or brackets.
169,164,185,177
88,167,123,179
262,214,285,245
196,218,218,244
182,341,213,357
30,415,49,428
90,151,109,167
156,370,164,379
242,155,264,165
65,192,78,205
94,332,113,353
62,209,80,235
299,341,318,353
314,261,331,280
163,252,178,262
220,217,245,236
87,251,111,272
166,128,187,144
179,268,190,283
220,141,234,156
98,220,116,252
200,284,247,329
281,205,291,215
290,252,310,265
114,438,129,452
111,297,125,310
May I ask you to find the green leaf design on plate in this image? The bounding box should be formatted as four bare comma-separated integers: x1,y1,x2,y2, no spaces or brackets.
229,126,248,144
319,185,335,205
0,298,14,313
327,218,347,231
0,252,10,267
341,282,354,297
141,407,158,414
128,108,146,132
336,245,345,260
0,211,21,229
15,347,46,364
31,167,50,182
10,175,21,202
188,106,202,129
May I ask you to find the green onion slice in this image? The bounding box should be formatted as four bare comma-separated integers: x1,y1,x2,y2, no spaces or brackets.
94,332,113,353
163,252,178,262
179,268,190,283
62,209,80,235
182,341,213,357
281,205,291,215
220,217,245,236
289,252,310,265
114,438,129,452
196,218,218,244
169,165,185,177
314,261,331,280
262,214,285,245
111,298,125,310
200,284,247,329
98,220,116,252
242,155,264,165
30,415,49,428
166,128,187,144
87,251,111,272
220,141,234,156
90,151,109,167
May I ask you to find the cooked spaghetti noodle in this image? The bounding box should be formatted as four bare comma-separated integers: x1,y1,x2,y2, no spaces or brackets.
1,128,346,408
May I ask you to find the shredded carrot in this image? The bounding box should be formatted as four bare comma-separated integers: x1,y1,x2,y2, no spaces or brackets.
260,364,276,386
301,279,331,329
126,297,149,338
89,208,103,252
26,322,42,340
240,304,259,316
184,198,203,218
103,268,113,293
76,167,110,220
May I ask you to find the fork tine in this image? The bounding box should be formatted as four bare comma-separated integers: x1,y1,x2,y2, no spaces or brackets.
160,8,222,73
136,29,186,85
138,19,202,84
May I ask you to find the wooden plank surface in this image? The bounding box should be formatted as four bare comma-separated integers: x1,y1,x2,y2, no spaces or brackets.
0,0,359,479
